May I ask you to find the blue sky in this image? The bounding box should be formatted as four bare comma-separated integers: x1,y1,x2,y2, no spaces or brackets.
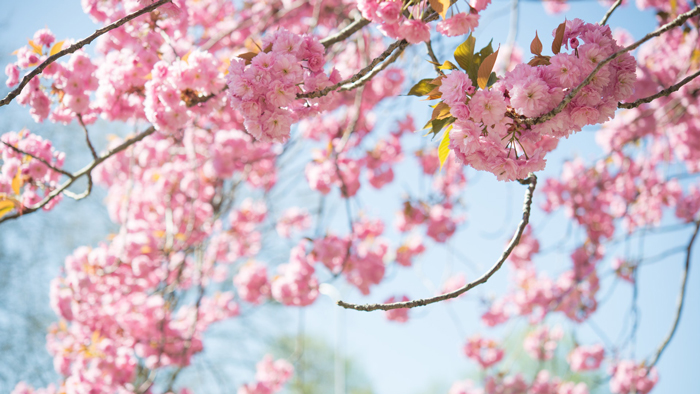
1,1,698,394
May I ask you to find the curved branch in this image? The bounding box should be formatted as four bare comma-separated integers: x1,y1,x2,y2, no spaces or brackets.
647,221,700,368
337,173,537,311
339,40,409,93
297,39,407,99
0,126,157,224
0,0,172,108
618,69,700,109
600,0,623,26
320,17,371,49
525,5,700,126
425,40,445,76
0,140,73,179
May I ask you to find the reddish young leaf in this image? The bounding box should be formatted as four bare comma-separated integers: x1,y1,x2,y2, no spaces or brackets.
530,32,543,56
477,48,499,89
552,21,567,55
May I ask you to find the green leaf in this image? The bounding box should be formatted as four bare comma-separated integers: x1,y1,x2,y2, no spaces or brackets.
437,60,458,70
453,34,476,73
407,79,437,97
486,72,499,88
438,126,452,170
478,40,494,60
430,116,455,139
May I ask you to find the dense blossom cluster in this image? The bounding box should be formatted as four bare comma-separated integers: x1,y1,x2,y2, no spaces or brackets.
445,19,637,181
358,0,489,42
226,30,340,143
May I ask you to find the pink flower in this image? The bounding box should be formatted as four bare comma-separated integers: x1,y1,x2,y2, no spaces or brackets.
609,360,658,394
5,63,20,87
398,20,430,44
568,344,605,372
463,335,504,369
375,1,402,24
523,325,563,361
233,262,270,304
33,28,55,47
439,70,472,107
469,89,507,126
437,12,480,37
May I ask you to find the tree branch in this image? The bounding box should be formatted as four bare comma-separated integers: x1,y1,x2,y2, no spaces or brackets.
425,40,445,76
320,16,371,49
0,140,73,179
297,39,407,99
600,0,623,26
0,126,157,224
0,0,172,108
337,173,537,311
338,40,409,93
525,5,700,126
647,221,700,368
618,69,700,109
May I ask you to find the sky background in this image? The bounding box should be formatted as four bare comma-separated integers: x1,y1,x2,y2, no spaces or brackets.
0,1,698,394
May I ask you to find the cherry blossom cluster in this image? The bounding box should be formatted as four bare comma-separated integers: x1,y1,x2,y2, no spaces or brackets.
238,355,294,394
609,360,658,394
524,325,563,361
1,130,65,212
6,29,99,123
357,0,490,42
445,19,636,181
226,29,340,143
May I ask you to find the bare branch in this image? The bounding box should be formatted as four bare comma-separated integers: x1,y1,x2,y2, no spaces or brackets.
0,140,73,179
338,40,409,93
0,126,157,224
647,221,700,368
600,0,623,26
337,173,538,311
619,69,700,109
77,115,98,159
425,40,445,76
320,16,371,49
526,5,700,126
0,0,173,108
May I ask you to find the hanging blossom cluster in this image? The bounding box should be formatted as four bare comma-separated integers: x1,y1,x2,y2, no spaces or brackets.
0,130,65,212
441,19,637,181
226,29,341,143
358,0,490,42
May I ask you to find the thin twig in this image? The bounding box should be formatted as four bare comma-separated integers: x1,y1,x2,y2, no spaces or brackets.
337,173,537,311
425,40,445,76
0,126,157,224
618,69,700,109
526,6,700,126
600,0,623,26
77,115,98,159
0,0,172,108
0,140,73,178
647,221,700,367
